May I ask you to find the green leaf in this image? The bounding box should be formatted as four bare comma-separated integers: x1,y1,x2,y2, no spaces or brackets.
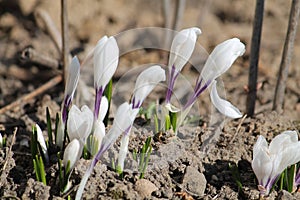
165,114,171,130
46,107,53,147
153,114,159,133
104,79,113,126
31,126,38,159
169,111,177,132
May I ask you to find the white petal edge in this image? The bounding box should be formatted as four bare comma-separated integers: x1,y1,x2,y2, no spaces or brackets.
63,138,81,170
200,38,245,83
133,65,166,105
168,27,201,72
210,81,242,118
65,56,80,98
98,96,109,122
94,36,119,88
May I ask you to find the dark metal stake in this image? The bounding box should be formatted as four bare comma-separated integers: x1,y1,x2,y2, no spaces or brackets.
273,0,300,112
246,0,265,116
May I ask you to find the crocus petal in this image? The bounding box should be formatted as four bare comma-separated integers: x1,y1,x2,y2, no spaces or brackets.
117,134,130,172
67,105,93,144
252,144,273,188
93,120,106,151
132,65,166,108
94,36,119,89
98,96,108,122
253,135,268,158
200,38,245,83
168,27,201,72
63,138,81,170
0,132,2,148
269,131,297,155
36,124,49,162
65,56,80,99
102,104,138,147
210,81,242,118
165,103,180,113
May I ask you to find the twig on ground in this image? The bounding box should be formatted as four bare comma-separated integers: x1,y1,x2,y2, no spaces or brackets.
246,0,265,117
273,0,300,112
230,114,247,144
61,0,70,84
0,75,62,115
19,46,61,70
2,127,17,172
34,9,62,53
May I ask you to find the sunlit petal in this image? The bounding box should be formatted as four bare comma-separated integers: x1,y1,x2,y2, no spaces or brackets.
210,81,242,118
200,38,245,83
168,27,201,72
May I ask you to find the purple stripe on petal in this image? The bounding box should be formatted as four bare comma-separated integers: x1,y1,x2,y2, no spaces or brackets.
94,87,104,120
166,65,179,103
62,95,71,123
132,97,141,109
295,170,300,186
184,79,211,109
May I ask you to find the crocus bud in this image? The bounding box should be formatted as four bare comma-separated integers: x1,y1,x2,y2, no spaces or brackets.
62,56,80,123
252,131,300,196
63,138,81,170
168,27,202,73
67,105,93,145
36,124,49,162
200,38,245,83
94,36,119,120
166,27,201,103
132,65,166,109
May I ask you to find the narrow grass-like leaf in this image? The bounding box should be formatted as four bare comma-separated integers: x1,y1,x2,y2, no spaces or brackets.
54,113,59,142
229,163,245,198
154,114,159,133
46,107,53,147
165,114,171,130
31,126,38,159
104,79,112,126
169,111,177,132
38,155,47,185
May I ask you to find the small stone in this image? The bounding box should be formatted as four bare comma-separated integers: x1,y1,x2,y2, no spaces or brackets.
277,190,295,200
18,0,38,15
182,166,207,196
135,179,158,198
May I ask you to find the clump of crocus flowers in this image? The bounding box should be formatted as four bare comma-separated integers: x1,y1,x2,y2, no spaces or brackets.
252,130,300,197
31,26,247,199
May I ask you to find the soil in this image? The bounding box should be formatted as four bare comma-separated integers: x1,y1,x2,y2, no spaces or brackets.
0,0,300,199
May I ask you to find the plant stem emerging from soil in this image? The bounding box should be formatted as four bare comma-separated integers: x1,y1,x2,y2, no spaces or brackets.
273,0,300,112
61,0,69,85
246,0,264,116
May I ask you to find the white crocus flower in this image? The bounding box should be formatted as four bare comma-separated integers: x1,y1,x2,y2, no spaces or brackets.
57,56,80,149
76,102,138,200
94,36,119,120
36,124,49,163
67,105,93,146
183,38,245,120
252,131,300,196
166,27,201,104
63,138,81,170
117,65,165,172
62,56,80,123
62,138,81,193
132,65,166,109
92,96,109,153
